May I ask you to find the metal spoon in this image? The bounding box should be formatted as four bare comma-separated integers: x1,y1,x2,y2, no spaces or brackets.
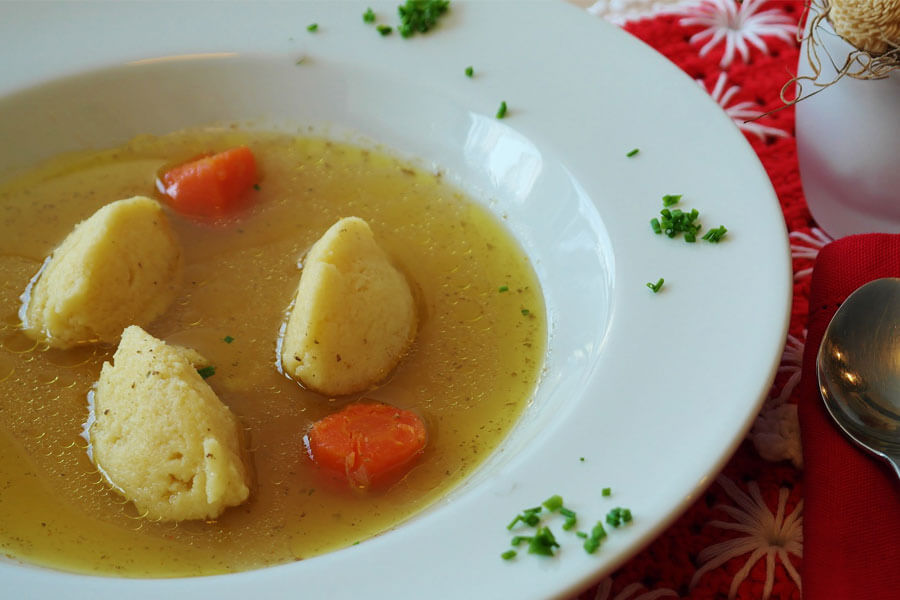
817,277,900,478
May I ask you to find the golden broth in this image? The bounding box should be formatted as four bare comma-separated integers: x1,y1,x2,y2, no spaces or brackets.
0,129,545,576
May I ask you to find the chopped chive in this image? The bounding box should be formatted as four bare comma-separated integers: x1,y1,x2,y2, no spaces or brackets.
576,531,588,539
224,335,235,344
540,495,577,530
579,457,585,462
363,7,376,23
662,194,682,207
496,101,508,119
501,549,517,560
560,507,577,531
465,65,474,78
527,526,559,556
253,183,261,190
646,278,664,293
498,285,509,293
606,509,620,527
307,23,318,32
651,199,705,242
397,0,450,38
295,57,306,65
196,365,216,379
542,495,563,512
702,225,728,243
583,521,607,554
601,487,612,497
377,24,392,35
523,510,542,526
507,506,542,530
626,148,640,157
606,506,633,528
521,309,530,316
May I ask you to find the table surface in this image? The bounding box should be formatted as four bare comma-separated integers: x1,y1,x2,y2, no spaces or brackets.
568,1,810,598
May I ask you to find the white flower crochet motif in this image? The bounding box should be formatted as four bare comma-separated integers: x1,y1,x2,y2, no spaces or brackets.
699,72,789,140
690,475,802,600
772,331,805,407
587,0,698,26
593,577,679,600
679,0,796,68
751,331,804,467
790,227,833,280
751,403,803,468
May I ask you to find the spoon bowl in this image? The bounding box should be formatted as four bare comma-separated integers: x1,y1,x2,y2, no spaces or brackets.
817,277,900,478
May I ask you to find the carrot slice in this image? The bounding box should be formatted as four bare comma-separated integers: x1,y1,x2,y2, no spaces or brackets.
306,402,427,488
159,146,258,218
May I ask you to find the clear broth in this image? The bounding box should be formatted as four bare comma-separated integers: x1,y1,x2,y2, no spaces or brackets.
0,129,545,576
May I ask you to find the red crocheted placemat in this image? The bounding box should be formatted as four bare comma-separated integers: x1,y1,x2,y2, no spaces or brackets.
576,2,817,598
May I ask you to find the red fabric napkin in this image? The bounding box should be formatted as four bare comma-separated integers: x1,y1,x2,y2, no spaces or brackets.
799,233,900,597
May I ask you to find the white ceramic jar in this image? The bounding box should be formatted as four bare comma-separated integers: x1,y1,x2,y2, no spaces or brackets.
795,11,900,238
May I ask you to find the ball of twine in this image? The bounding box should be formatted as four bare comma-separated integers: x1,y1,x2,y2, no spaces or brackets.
780,0,900,105
829,0,900,54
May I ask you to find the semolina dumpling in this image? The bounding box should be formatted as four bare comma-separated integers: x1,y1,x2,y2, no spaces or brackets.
90,325,250,522
280,216,416,396
22,195,182,348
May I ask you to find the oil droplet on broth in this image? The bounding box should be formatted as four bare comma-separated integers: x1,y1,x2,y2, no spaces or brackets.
0,352,14,382
1,330,40,354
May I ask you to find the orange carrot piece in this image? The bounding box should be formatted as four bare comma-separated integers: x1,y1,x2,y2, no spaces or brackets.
159,146,258,218
306,402,427,488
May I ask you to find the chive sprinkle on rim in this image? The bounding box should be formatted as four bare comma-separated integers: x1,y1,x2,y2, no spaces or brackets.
646,278,664,293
